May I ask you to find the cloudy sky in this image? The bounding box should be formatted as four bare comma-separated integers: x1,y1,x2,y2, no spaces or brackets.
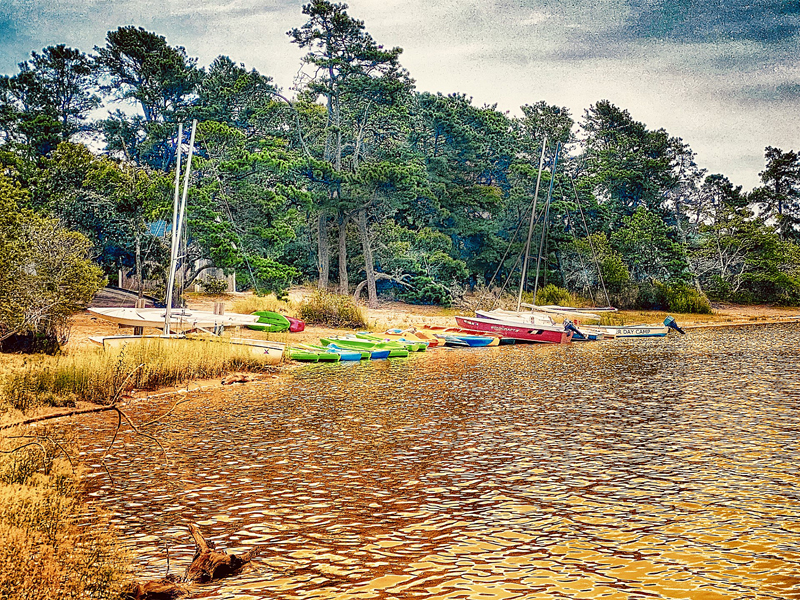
2,0,798,190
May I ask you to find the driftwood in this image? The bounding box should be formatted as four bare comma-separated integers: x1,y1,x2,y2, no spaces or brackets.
126,524,264,599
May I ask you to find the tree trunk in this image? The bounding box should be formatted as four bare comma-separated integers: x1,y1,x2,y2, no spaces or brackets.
356,209,377,308
338,214,349,294
317,213,330,290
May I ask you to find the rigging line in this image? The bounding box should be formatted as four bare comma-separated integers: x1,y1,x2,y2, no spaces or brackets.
532,142,560,304
217,188,262,296
562,192,596,305
568,171,611,306
494,251,525,307
478,192,538,310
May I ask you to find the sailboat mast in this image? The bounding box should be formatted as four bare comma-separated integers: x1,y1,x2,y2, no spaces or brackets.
164,119,197,333
516,137,548,312
164,123,183,333
532,142,561,304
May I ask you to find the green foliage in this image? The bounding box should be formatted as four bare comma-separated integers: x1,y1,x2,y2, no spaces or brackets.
611,207,689,282
535,284,572,306
298,290,367,328
398,276,453,307
0,174,105,352
654,282,712,314
199,278,229,295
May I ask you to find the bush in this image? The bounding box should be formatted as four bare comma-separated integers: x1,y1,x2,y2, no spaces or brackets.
535,284,572,306
398,276,453,307
298,290,367,328
644,281,712,314
199,278,229,295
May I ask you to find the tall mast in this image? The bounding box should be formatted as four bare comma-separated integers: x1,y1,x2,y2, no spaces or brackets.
164,123,183,333
164,119,197,333
516,137,548,312
532,141,561,305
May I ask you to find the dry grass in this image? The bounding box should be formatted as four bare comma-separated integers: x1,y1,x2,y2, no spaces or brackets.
0,434,127,599
0,338,277,411
298,291,368,329
230,294,297,316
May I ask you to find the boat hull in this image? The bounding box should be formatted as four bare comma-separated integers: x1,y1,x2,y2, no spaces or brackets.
88,307,259,331
591,325,668,338
455,316,571,344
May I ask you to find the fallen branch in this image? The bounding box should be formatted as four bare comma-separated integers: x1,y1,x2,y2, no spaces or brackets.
125,524,265,599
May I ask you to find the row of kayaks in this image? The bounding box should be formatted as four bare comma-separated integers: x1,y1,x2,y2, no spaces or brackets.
285,327,509,362
285,314,686,362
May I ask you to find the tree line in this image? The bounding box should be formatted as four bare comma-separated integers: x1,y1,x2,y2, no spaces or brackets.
2,0,799,315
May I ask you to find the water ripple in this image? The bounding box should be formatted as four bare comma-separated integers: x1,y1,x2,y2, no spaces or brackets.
74,323,800,599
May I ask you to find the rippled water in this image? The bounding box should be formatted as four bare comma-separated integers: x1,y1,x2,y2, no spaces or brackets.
75,323,800,599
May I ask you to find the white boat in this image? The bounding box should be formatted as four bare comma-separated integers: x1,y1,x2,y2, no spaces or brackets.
589,324,669,338
88,334,285,364
88,307,259,331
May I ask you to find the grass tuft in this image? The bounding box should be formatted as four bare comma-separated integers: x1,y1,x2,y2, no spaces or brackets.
298,290,368,328
230,294,296,316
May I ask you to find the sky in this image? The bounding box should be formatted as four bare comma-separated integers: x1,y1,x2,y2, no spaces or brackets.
1,0,799,190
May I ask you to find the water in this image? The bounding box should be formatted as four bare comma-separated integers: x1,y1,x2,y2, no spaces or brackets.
76,323,800,599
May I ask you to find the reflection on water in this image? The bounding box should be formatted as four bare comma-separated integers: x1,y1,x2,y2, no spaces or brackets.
75,323,800,599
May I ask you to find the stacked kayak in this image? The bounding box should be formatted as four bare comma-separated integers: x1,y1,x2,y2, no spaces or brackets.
320,337,410,358
354,333,427,352
419,325,502,347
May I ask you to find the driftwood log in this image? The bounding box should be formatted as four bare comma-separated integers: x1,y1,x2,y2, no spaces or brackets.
125,524,265,599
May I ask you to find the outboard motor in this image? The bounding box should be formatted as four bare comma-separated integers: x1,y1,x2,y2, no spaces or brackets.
563,319,585,340
664,315,685,335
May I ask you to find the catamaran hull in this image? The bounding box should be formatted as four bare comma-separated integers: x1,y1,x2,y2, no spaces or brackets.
88,307,259,331
455,316,571,344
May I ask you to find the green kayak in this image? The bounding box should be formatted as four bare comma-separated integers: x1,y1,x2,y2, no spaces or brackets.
247,311,291,332
319,337,409,358
354,332,427,352
287,347,322,362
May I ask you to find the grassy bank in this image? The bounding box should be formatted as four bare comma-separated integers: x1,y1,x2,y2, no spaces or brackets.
0,431,127,598
1,337,278,411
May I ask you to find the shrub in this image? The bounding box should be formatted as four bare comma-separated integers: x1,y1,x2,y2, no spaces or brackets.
298,290,367,328
657,282,712,314
398,276,453,307
199,278,229,295
535,284,572,306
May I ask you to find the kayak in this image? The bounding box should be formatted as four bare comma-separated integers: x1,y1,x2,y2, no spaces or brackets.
247,310,291,332
381,329,441,348
287,346,323,362
354,333,427,352
320,337,410,358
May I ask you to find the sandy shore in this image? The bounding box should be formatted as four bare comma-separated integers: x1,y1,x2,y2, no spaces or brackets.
66,288,800,354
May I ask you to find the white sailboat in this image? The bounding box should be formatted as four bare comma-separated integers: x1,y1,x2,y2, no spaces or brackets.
89,121,280,355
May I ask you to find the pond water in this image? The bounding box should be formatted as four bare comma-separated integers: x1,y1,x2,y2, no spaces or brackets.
76,323,800,599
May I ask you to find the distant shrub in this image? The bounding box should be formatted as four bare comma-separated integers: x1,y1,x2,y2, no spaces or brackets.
200,278,229,295
658,282,712,314
535,284,572,306
298,290,367,328
398,276,453,307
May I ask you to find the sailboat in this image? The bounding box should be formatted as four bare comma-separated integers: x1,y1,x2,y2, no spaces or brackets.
88,121,282,359
456,139,574,344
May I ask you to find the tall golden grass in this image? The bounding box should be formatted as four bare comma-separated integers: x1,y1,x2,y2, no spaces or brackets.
230,294,297,316
298,290,367,328
1,338,276,410
0,434,127,599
